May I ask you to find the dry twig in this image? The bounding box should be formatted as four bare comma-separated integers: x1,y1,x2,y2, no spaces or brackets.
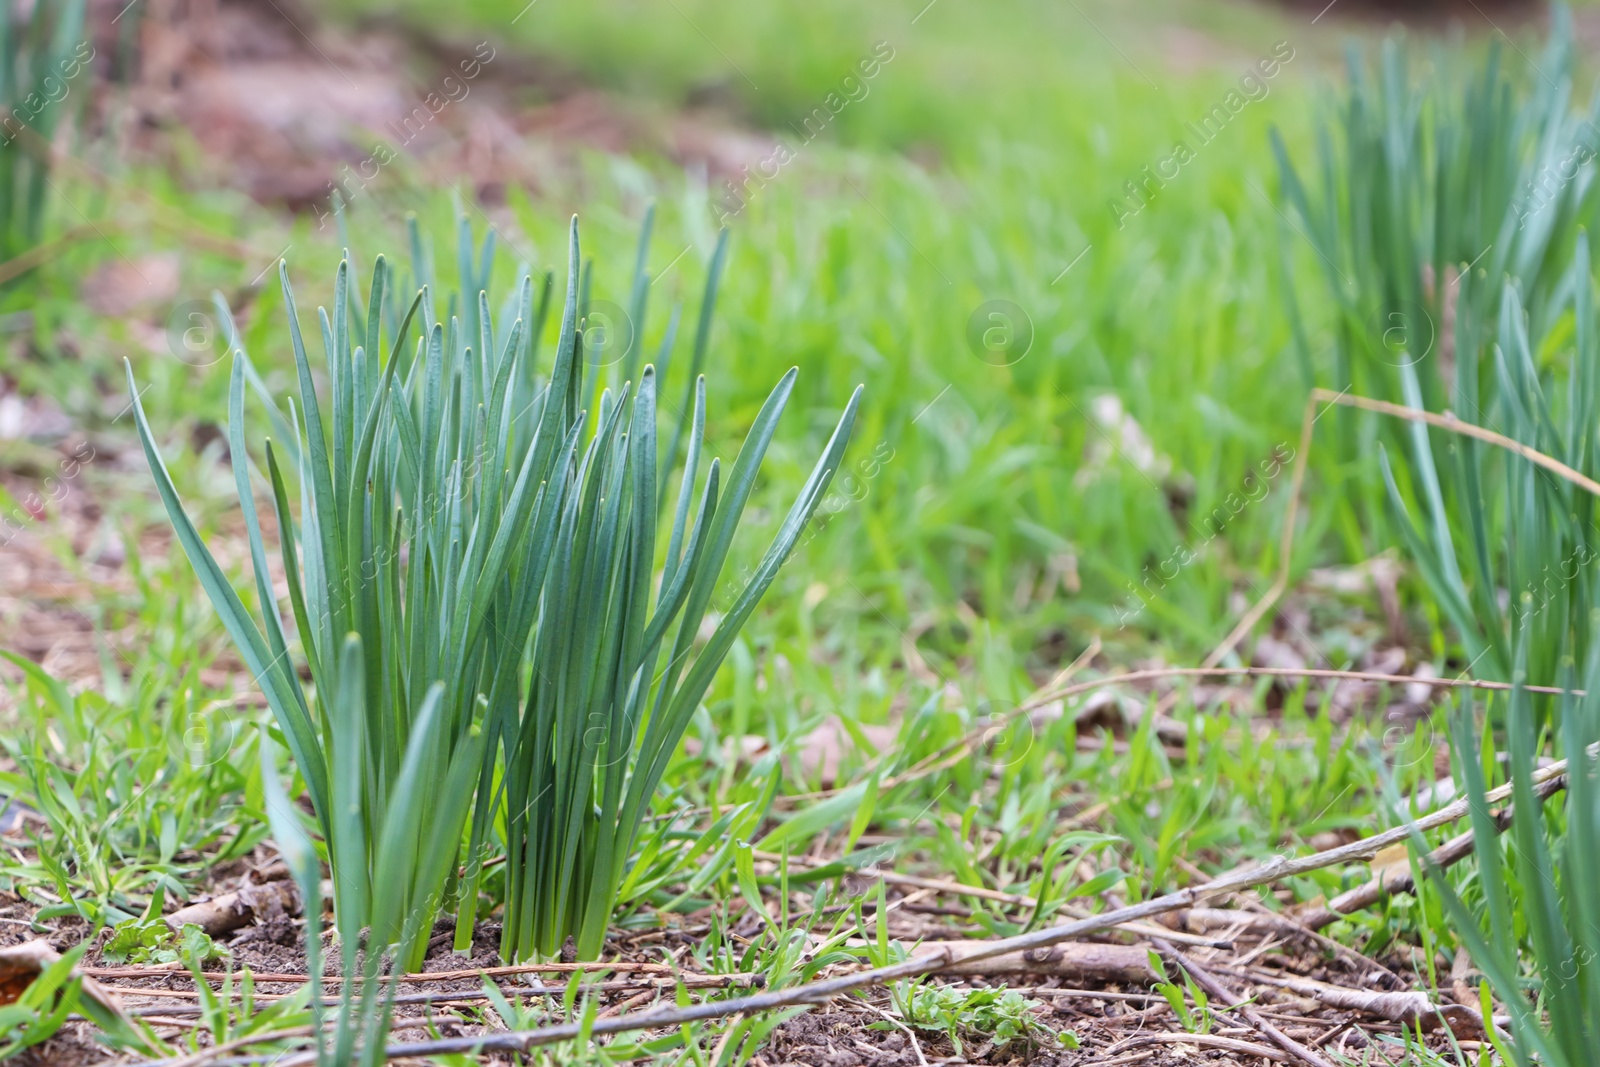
1228,968,1486,1039
1151,938,1337,1067
1300,769,1568,930
1210,387,1600,665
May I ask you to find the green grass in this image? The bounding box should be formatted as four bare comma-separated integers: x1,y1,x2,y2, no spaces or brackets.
0,642,266,925
0,0,1585,1061
7,0,1360,667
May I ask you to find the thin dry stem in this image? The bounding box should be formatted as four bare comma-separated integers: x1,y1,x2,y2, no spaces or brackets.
1206,386,1600,666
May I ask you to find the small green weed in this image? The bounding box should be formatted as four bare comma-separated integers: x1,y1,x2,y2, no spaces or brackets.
1148,950,1214,1034
102,918,226,967
886,983,1077,1056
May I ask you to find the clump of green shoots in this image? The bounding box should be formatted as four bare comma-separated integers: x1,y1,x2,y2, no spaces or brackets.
1391,259,1600,1060
128,216,861,967
1378,237,1600,689
1275,10,1600,698
0,0,86,267
1283,15,1600,1063
1273,9,1598,564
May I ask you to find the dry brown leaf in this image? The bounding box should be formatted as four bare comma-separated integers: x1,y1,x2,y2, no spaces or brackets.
1368,842,1412,884
81,254,181,316
794,720,897,784
0,939,127,1020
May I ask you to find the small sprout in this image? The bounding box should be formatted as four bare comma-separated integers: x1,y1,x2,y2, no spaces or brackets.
1148,950,1212,1034
890,982,1068,1055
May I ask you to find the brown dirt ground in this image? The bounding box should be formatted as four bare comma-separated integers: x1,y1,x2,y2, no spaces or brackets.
0,842,1485,1065
0,2,1509,1064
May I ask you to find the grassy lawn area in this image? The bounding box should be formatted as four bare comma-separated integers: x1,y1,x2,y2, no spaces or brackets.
0,0,1591,1063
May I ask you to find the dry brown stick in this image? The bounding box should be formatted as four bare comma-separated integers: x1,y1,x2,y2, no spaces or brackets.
129,1025,318,1067
1224,968,1486,1038
1096,1051,1160,1067
1171,905,1394,984
1209,387,1600,667
1299,768,1569,930
1017,665,1577,718
111,993,500,1015
1327,391,1600,495
778,861,1225,947
1151,938,1338,1067
166,880,298,937
902,940,1156,983
81,960,696,983
99,974,755,1001
873,868,1033,906
597,986,658,1020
